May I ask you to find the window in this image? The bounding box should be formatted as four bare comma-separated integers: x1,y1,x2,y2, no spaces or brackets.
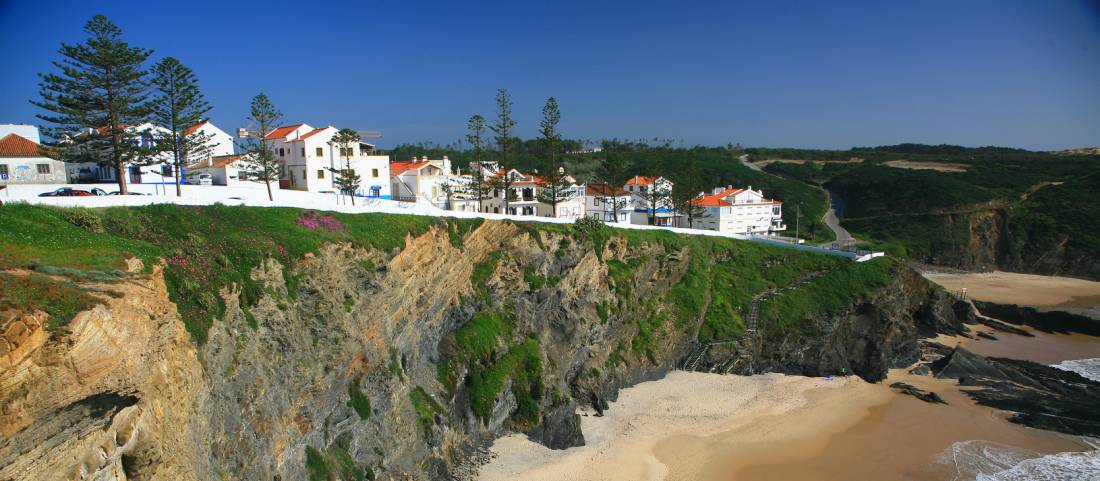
37,164,51,174
317,169,325,179
279,148,285,156
0,164,8,179
371,168,379,178
301,148,305,156
360,146,370,155
316,147,324,157
160,164,174,176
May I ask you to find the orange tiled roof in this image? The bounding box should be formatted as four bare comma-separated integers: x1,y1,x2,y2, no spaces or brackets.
299,127,333,141
0,134,45,157
182,120,209,137
625,175,662,186
263,124,305,141
390,161,431,177
691,194,730,207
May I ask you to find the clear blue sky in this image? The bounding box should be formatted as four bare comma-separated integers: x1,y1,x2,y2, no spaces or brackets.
1,0,1098,150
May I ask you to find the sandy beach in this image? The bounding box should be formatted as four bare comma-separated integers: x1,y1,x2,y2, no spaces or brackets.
922,270,1100,311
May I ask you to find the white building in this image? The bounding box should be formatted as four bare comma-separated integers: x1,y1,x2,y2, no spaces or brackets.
182,120,236,164
624,175,679,226
264,124,390,198
584,183,632,224
481,169,583,217
186,153,280,190
0,129,67,185
390,156,462,208
692,186,785,234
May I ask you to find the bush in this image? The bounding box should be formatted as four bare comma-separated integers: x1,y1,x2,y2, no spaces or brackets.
347,376,371,420
60,208,105,233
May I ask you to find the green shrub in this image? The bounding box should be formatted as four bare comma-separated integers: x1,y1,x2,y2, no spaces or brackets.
347,376,371,420
60,207,105,233
410,386,445,438
470,251,503,303
305,446,329,481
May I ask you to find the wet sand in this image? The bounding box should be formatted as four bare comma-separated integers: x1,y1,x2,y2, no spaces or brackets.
936,324,1100,365
725,371,1086,481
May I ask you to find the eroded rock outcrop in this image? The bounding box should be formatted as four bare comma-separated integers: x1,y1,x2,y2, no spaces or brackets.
1,218,975,480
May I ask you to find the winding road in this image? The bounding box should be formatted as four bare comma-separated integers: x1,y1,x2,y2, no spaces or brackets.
737,154,854,247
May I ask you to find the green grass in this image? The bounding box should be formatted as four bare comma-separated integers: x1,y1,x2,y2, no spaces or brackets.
467,338,544,425
305,446,329,481
471,251,503,303
0,272,100,332
759,258,896,338
523,264,560,290
447,218,483,249
347,376,372,420
409,386,445,438
436,309,513,395
631,308,665,364
0,204,436,345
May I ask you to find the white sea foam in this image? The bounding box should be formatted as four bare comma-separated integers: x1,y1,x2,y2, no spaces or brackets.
975,450,1100,481
1051,358,1100,382
924,440,1100,481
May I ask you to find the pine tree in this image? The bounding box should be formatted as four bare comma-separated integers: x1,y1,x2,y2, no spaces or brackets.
149,57,212,197
671,160,707,228
33,15,152,195
639,174,672,226
330,128,363,206
595,152,630,222
463,114,490,211
535,97,575,217
242,93,282,201
488,88,517,213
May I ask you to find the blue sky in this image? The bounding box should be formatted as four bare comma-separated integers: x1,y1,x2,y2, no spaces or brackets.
1,0,1098,150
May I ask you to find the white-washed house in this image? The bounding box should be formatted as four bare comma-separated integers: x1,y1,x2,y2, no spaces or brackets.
390,156,466,209
584,183,632,224
0,130,67,185
265,124,390,198
624,175,680,226
692,186,785,234
182,120,236,164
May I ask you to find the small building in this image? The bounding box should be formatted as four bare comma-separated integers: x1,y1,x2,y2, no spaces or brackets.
624,175,679,226
481,169,583,217
0,132,67,184
187,153,279,190
691,185,785,234
584,183,632,224
265,124,390,198
390,156,460,207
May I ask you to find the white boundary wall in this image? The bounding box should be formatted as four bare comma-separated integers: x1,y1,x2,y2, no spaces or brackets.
1,183,882,262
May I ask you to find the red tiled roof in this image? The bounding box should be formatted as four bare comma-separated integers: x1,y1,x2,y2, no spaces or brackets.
299,127,333,141
390,161,431,177
263,124,304,141
585,183,627,196
691,194,731,207
625,175,657,186
209,155,241,169
0,134,45,157
182,120,209,137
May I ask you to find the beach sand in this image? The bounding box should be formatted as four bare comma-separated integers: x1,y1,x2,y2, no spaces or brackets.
922,270,1100,311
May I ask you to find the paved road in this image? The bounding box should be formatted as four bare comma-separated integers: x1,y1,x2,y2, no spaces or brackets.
820,188,855,248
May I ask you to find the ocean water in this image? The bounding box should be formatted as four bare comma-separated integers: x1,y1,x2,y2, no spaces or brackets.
922,440,1100,481
1051,358,1100,382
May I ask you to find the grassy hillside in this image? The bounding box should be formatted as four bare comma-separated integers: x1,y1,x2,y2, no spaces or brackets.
753,144,1100,277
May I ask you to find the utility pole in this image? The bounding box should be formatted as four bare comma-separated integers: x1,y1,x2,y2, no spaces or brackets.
795,203,800,241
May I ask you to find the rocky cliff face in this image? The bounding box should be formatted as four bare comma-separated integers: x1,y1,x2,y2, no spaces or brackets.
1,218,972,481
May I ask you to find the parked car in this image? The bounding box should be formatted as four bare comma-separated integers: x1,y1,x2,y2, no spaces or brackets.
89,188,109,196
38,187,94,197
192,173,213,185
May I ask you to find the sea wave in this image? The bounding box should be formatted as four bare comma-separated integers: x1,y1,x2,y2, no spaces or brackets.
1050,358,1100,382
922,440,1100,481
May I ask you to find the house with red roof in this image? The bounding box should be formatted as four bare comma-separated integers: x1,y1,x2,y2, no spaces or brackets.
690,185,785,234
480,168,584,217
263,124,390,198
584,183,632,224
389,156,477,209
0,126,67,184
623,175,679,226
181,120,235,164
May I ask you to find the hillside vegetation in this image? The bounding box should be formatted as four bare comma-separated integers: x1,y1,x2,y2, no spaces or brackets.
757,144,1100,278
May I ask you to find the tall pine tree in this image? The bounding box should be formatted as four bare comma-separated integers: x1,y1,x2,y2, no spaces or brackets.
488,88,517,213
535,97,575,217
243,93,282,201
149,57,212,197
463,114,490,212
330,128,363,206
33,15,152,195
595,152,630,222
671,160,707,228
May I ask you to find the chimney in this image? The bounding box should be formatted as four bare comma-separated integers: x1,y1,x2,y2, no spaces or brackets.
421,156,428,161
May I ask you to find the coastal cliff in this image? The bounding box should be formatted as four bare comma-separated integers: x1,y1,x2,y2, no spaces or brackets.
0,204,973,480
